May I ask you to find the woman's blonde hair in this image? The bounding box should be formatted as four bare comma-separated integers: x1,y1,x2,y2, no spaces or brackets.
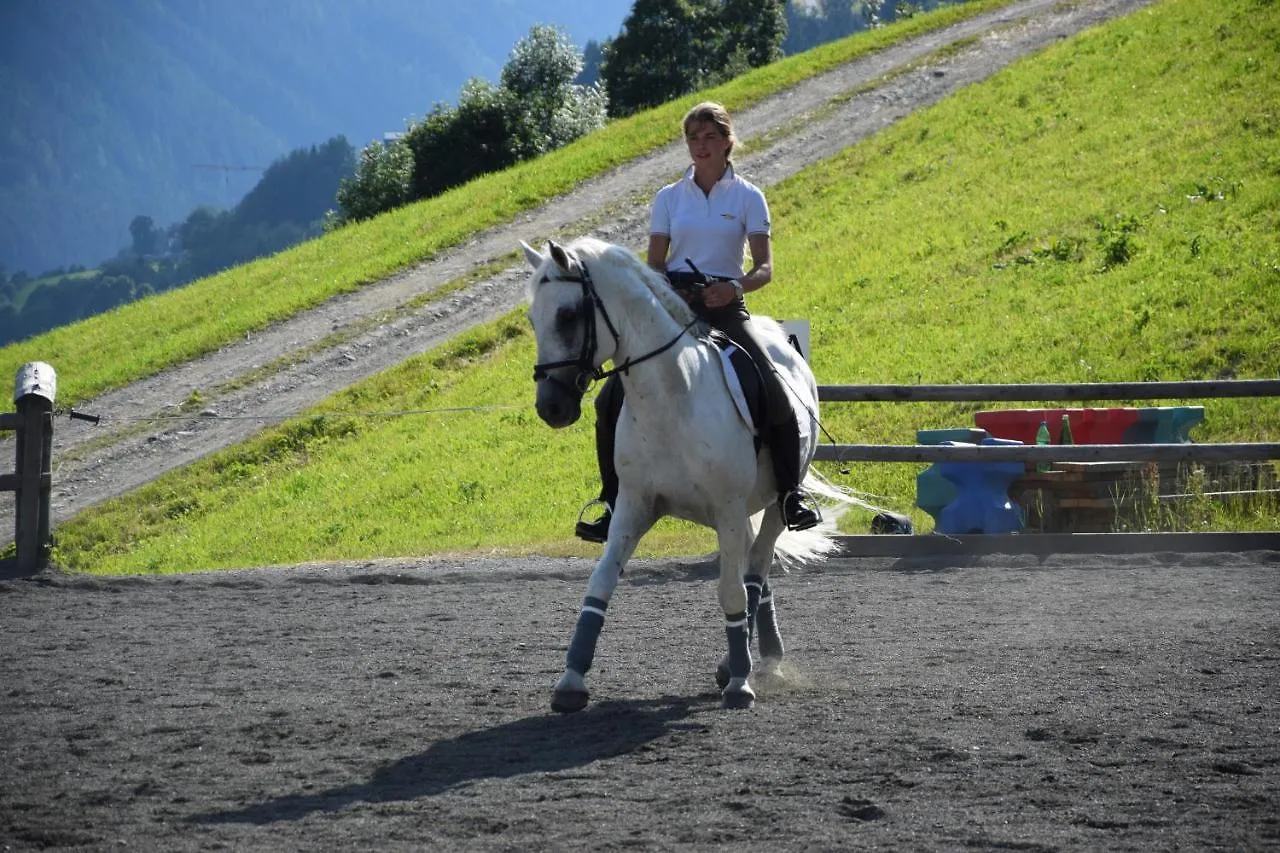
682,101,737,158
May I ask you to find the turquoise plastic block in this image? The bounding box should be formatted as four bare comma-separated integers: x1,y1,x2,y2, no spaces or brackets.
1121,406,1206,444
1155,406,1205,444
917,428,990,445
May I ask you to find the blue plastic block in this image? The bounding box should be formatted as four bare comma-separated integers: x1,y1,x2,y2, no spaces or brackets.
933,438,1026,535
915,428,990,525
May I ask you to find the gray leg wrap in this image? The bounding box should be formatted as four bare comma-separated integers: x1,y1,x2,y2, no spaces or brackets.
724,611,752,679
756,583,784,660
566,596,608,675
744,574,763,645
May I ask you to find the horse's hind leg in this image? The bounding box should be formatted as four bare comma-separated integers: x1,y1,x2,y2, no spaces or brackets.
716,509,786,689
749,509,787,667
752,576,785,665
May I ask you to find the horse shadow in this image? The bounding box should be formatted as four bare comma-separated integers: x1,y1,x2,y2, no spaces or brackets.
192,694,710,826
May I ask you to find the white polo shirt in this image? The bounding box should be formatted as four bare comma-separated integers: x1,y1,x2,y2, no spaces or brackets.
650,164,771,279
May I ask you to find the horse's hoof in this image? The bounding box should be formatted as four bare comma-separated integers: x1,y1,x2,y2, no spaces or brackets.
715,664,731,690
756,656,783,677
551,688,590,714
721,687,755,710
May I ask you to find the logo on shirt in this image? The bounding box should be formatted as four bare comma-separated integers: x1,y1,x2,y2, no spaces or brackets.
720,213,737,221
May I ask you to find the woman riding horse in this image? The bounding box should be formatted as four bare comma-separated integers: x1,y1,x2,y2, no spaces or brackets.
576,101,820,543
524,234,842,711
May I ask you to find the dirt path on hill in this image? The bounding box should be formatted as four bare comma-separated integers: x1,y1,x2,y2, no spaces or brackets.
1,0,1152,535
2,550,1277,850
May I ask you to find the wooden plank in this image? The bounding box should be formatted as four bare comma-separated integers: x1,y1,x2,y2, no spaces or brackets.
1158,489,1280,501
813,442,1280,463
1053,461,1150,473
817,379,1280,403
833,531,1280,557
0,413,21,431
1056,498,1120,509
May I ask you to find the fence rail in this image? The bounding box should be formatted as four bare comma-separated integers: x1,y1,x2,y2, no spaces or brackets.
815,442,1280,464
814,378,1280,556
818,379,1280,403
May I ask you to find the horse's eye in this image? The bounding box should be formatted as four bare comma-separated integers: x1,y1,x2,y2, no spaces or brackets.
555,305,579,331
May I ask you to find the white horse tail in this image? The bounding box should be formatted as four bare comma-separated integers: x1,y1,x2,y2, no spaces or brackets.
771,468,891,570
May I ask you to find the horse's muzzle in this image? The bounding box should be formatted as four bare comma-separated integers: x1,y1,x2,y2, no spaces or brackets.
535,377,584,428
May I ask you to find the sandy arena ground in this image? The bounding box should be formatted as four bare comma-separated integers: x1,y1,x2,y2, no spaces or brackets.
3,550,1277,851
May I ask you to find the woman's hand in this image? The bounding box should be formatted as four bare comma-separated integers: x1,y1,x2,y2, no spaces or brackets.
702,279,742,309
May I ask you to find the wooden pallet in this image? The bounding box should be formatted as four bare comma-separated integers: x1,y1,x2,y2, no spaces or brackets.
1008,460,1278,533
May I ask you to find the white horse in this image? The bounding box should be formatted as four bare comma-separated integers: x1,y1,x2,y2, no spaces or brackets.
522,236,856,712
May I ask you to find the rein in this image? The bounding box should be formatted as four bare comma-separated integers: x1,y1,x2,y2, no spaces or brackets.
531,260,699,390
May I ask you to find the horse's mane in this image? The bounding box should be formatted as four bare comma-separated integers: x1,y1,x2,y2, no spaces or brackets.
566,237,700,328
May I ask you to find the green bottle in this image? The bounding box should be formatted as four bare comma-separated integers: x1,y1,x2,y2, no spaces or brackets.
1035,419,1051,472
1059,413,1074,445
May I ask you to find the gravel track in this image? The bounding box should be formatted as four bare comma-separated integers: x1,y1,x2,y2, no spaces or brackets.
2,550,1277,850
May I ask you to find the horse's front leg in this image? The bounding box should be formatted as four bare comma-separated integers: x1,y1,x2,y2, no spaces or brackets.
552,501,652,714
715,508,756,710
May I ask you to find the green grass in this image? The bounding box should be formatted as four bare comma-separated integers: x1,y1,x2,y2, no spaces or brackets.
50,0,1280,574
0,0,1014,408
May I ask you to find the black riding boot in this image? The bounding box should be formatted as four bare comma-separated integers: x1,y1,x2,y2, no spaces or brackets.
770,416,820,531
576,376,624,542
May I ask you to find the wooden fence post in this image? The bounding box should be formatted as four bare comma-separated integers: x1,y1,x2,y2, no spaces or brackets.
14,362,56,575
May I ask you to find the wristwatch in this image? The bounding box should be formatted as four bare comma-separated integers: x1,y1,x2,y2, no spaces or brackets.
730,279,744,297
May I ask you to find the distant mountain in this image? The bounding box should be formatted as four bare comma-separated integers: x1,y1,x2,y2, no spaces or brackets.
0,0,633,275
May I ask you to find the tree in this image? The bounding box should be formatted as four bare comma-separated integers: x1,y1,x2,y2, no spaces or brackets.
333,25,606,225
82,274,137,318
399,26,606,209
577,39,606,87
502,25,583,105
722,0,787,68
601,0,786,117
603,0,719,117
0,303,17,345
332,136,414,225
178,206,235,278
236,136,356,227
501,25,608,154
130,215,160,256
783,0,886,55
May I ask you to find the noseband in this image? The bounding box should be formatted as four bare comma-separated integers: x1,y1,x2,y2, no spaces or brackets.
530,260,698,392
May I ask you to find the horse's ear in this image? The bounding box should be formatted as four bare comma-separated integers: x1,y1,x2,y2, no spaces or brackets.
520,240,545,270
548,240,574,275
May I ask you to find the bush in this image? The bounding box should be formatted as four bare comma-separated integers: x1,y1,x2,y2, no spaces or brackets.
333,137,414,225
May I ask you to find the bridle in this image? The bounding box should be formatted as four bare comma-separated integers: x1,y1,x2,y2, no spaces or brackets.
530,259,698,394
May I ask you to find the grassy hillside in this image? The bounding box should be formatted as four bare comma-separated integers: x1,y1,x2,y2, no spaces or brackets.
53,0,1280,574
0,0,1012,408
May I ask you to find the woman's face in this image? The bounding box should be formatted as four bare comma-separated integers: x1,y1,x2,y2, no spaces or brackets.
685,121,730,166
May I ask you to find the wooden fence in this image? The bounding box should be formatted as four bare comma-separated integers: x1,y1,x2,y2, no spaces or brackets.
1,363,56,578
814,379,1280,556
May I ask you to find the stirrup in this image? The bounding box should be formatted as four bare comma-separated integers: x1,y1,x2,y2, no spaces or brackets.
781,489,821,532
574,500,612,543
